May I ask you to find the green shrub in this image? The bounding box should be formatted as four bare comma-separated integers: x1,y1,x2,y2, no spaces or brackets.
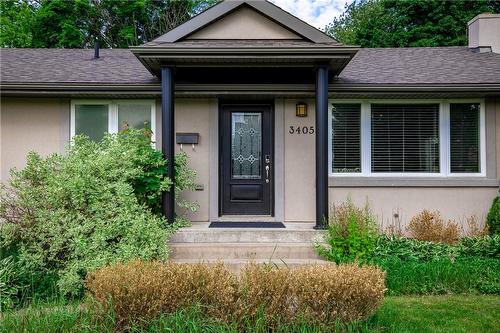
86,261,386,328
316,200,378,264
0,130,196,302
486,194,500,235
457,236,500,258
373,235,458,262
377,257,500,295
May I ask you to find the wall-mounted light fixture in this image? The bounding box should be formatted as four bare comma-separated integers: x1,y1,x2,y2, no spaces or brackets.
296,102,308,117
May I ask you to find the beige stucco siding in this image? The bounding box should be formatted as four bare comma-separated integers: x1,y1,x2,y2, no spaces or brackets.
172,98,212,222
284,99,316,222
330,187,498,230
1,98,69,181
187,7,301,40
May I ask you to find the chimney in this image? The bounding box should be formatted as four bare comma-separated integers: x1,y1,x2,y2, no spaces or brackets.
468,13,500,53
94,41,100,59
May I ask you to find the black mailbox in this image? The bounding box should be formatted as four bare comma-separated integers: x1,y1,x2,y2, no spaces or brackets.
176,133,199,145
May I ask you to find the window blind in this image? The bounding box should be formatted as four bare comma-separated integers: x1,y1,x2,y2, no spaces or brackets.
332,104,361,173
450,103,480,173
371,104,440,173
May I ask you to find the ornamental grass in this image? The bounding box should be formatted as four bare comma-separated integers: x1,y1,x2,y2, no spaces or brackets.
85,260,386,329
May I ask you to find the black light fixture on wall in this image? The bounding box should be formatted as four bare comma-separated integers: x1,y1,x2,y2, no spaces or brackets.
296,102,308,117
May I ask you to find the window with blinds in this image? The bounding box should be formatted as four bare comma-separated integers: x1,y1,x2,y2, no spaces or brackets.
371,104,440,173
450,103,480,173
332,104,362,173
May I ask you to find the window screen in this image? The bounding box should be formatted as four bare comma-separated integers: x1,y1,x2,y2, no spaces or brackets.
75,104,108,142
332,104,361,173
450,103,480,173
371,104,440,173
118,104,151,131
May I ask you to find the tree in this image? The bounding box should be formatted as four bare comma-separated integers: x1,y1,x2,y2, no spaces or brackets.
0,0,37,47
327,0,500,47
0,0,219,48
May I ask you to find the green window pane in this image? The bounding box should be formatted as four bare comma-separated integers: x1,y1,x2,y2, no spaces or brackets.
118,104,151,131
75,104,108,142
450,103,480,173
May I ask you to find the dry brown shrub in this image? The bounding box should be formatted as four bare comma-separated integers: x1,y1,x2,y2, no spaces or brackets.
293,264,386,323
238,263,297,324
86,260,386,328
85,260,239,328
407,210,460,244
464,215,489,237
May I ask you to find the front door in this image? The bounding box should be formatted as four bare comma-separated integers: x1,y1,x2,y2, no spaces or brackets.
220,102,273,215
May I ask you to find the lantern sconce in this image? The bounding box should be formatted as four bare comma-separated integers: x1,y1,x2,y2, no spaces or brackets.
296,102,308,117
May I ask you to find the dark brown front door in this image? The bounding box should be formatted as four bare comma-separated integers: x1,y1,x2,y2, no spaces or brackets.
220,102,273,215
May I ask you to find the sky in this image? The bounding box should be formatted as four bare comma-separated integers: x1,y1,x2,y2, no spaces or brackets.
268,0,352,30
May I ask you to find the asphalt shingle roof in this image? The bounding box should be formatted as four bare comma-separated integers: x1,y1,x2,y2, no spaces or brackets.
338,46,500,85
1,46,500,85
0,48,157,84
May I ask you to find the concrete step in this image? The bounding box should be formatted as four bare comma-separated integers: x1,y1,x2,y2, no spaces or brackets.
169,258,331,274
170,227,325,244
169,242,322,260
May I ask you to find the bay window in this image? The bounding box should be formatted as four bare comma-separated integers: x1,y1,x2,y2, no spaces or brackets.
71,100,156,142
329,100,485,177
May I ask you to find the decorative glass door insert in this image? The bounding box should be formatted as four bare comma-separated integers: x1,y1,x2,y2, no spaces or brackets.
231,112,262,179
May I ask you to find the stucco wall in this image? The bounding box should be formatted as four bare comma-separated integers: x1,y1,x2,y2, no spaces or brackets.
1,96,498,226
330,187,498,231
1,98,69,181
187,6,301,40
172,98,212,222
283,99,316,222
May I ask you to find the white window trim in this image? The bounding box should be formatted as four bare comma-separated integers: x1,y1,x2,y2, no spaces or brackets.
70,99,156,143
328,99,486,178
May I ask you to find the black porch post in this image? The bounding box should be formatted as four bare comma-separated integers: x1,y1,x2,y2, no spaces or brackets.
315,65,329,229
161,66,175,224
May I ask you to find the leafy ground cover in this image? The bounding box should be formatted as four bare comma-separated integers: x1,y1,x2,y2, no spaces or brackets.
316,200,500,296
1,296,498,333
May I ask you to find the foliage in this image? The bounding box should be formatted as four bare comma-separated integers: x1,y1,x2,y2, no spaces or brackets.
457,235,500,258
326,0,500,47
316,200,378,264
376,257,500,296
1,296,499,333
0,0,219,48
486,193,500,235
0,0,36,48
373,235,457,263
86,261,239,329
86,260,385,328
0,130,197,303
407,209,460,244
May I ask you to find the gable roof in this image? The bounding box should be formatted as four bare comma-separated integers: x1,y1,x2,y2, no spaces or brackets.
148,0,338,45
2,47,500,94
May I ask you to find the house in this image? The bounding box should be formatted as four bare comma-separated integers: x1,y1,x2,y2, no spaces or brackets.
1,1,499,233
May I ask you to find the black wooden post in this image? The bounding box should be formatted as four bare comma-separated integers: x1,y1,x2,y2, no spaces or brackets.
315,66,329,229
161,66,175,224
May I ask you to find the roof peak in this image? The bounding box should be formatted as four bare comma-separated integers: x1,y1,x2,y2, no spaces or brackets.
147,0,338,45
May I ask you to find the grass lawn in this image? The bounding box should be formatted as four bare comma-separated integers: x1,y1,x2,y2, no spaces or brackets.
1,295,499,333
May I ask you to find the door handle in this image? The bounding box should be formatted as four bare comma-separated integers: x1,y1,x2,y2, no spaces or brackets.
265,165,270,183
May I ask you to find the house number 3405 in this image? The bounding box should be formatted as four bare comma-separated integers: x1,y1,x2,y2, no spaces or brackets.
289,126,315,134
